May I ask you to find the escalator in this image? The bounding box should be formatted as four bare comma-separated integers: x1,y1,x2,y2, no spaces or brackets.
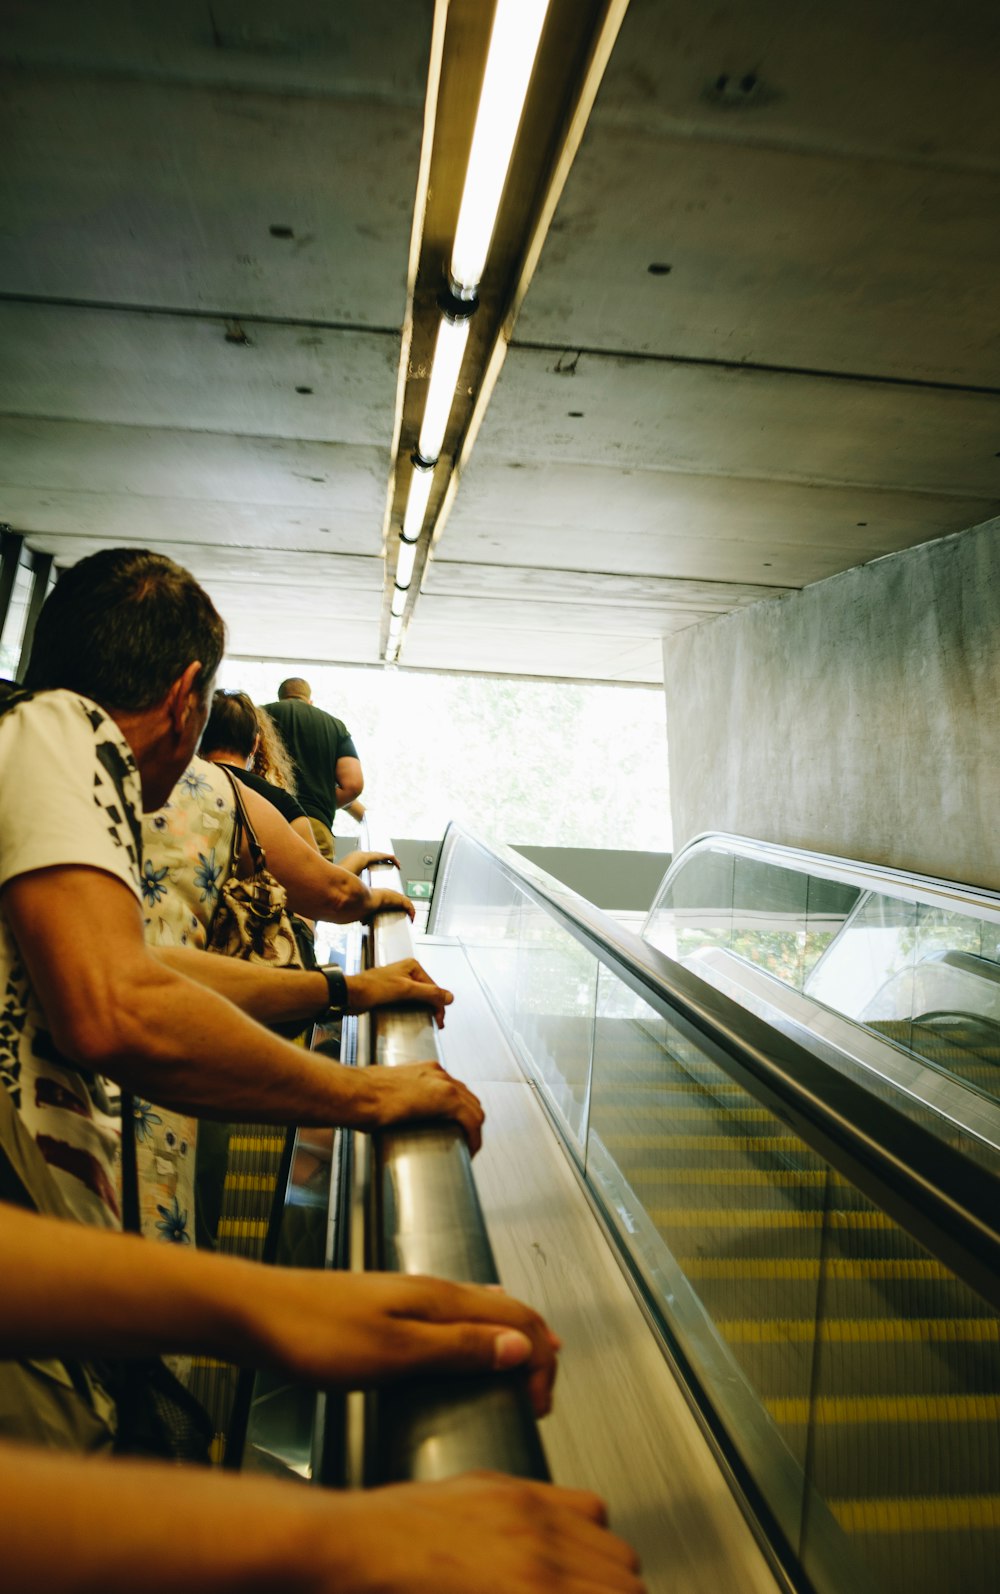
241,826,1000,1594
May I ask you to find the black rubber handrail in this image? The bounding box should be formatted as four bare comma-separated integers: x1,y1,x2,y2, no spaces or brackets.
430,823,1000,1315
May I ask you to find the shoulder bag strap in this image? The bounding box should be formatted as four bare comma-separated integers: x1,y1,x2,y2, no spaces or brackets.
214,764,267,876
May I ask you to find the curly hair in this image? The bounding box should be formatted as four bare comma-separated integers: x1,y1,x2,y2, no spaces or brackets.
252,705,298,794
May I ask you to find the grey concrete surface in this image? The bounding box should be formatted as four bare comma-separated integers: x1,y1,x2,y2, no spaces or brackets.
390,838,672,911
663,515,1000,891
511,844,672,910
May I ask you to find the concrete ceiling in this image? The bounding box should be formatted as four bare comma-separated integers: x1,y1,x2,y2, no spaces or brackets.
1,0,998,685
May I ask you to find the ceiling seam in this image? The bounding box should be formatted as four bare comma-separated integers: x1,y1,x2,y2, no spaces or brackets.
510,340,1000,398
0,292,400,338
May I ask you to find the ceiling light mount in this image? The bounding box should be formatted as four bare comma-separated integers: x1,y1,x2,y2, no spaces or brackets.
439,284,480,319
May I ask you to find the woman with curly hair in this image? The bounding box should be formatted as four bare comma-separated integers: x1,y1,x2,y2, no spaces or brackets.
249,697,298,795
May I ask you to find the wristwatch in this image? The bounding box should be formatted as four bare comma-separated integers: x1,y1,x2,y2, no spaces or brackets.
318,962,350,1015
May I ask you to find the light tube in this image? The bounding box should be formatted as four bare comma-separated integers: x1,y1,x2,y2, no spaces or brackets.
418,314,470,463
395,537,417,589
450,0,551,291
402,460,435,541
390,586,407,618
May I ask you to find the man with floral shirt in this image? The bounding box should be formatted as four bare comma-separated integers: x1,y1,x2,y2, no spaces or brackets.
0,549,480,1235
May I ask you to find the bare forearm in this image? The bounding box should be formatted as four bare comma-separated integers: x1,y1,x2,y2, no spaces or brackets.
238,783,370,921
109,966,379,1124
0,1203,247,1362
318,869,373,923
1,1448,641,1594
0,1442,341,1594
152,947,329,1024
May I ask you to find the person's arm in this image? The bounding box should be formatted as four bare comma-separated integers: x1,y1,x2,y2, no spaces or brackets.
153,947,453,1030
2,1444,643,1594
292,813,321,851
238,781,371,921
0,1203,557,1410
3,867,482,1147
334,754,364,809
236,787,414,921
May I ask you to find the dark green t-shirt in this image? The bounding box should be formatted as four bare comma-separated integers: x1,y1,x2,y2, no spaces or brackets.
261,699,358,828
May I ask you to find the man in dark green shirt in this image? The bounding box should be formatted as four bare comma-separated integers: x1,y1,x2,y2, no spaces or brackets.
263,678,363,858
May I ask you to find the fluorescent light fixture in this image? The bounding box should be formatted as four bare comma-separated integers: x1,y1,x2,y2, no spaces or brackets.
402,460,435,541
450,0,551,291
418,314,470,462
390,586,407,619
395,537,417,590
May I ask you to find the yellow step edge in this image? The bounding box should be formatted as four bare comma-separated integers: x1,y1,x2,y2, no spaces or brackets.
223,1174,277,1193
679,1257,951,1281
648,1208,894,1230
603,1134,804,1152
768,1394,1000,1425
217,1219,269,1239
634,1169,838,1187
591,1081,747,1095
718,1317,1000,1345
832,1495,1000,1535
601,1106,781,1121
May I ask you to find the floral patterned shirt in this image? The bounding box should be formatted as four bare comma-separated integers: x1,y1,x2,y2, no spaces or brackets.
137,757,236,1245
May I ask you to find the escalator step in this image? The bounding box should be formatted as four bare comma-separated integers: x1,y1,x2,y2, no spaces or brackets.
603,1133,804,1152
222,1174,277,1194
767,1394,1000,1424
217,1218,269,1241
647,1207,896,1230
718,1317,999,1344
832,1494,1000,1533
680,1256,950,1280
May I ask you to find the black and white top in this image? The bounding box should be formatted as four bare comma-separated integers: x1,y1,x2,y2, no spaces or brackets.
0,691,143,1229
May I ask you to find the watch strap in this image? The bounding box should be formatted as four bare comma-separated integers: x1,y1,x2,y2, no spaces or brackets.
319,962,349,1014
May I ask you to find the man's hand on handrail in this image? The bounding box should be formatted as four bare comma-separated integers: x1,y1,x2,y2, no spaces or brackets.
346,957,452,1029
360,1058,484,1155
250,1272,559,1417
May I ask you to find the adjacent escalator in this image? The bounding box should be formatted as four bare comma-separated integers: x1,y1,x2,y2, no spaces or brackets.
430,824,1000,1594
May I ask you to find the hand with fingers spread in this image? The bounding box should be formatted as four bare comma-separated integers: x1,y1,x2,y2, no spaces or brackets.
364,886,416,921
364,1058,485,1154
329,1473,646,1594
250,1273,560,1416
2,1447,645,1594
338,849,402,875
346,957,453,1029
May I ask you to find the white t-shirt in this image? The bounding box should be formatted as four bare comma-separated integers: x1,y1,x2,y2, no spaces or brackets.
0,690,143,1228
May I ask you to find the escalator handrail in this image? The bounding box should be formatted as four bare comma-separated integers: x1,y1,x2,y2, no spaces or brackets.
429,821,1000,1315
358,823,549,1484
648,829,1000,926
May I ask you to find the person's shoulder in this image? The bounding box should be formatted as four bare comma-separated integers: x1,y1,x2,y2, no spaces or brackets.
0,686,119,746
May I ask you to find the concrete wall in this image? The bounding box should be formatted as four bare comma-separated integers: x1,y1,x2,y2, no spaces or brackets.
511,846,672,911
391,838,672,911
663,515,1000,891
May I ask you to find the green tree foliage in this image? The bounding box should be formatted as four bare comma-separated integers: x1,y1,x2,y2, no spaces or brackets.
219,661,671,850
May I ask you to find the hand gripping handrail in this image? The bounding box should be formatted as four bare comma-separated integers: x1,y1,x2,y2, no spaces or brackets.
361,827,549,1483
429,822,1000,1317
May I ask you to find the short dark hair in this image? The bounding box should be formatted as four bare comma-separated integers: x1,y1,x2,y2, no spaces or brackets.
25,547,226,712
277,677,310,700
200,689,258,759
